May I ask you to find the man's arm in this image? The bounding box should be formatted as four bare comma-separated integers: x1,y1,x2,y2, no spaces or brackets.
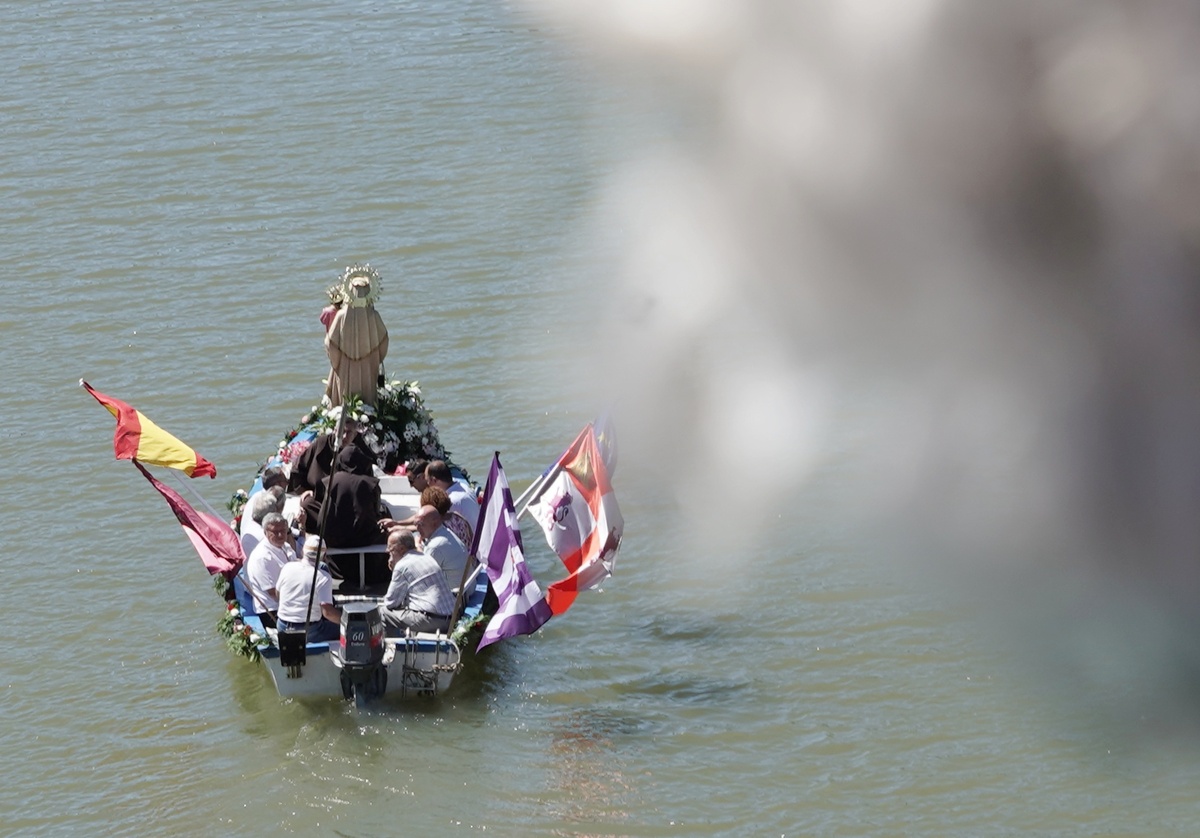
320,602,342,625
383,564,410,611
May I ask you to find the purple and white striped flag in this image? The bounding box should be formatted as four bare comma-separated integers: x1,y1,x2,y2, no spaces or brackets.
472,453,553,650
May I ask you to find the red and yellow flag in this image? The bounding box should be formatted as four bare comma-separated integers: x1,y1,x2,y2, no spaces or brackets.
82,380,217,478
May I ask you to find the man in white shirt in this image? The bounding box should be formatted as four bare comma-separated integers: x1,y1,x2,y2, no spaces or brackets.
242,512,296,624
275,538,342,643
425,460,480,536
239,467,287,556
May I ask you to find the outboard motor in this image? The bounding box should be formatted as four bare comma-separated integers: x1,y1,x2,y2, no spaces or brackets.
333,602,387,704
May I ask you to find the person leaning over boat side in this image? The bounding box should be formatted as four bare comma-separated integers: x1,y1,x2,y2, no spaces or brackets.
425,460,481,537
379,530,454,636
242,512,296,628
287,417,373,504
275,538,341,643
413,503,470,593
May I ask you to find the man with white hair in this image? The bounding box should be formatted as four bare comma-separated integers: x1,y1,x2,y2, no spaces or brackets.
275,538,342,643
239,481,285,558
242,512,296,627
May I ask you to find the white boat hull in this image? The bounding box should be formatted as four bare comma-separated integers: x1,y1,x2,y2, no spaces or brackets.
259,633,462,700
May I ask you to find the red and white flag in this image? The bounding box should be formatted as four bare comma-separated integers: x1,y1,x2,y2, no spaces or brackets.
528,424,623,616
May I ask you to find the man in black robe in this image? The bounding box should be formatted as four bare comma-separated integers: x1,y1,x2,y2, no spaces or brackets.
288,418,373,503
301,444,386,544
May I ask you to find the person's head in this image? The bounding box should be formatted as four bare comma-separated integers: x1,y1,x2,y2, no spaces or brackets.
339,417,360,444
425,459,453,489
260,465,287,492
420,486,452,516
261,512,288,547
386,529,417,569
302,537,326,564
406,459,430,492
250,486,285,524
336,442,374,476
413,504,443,539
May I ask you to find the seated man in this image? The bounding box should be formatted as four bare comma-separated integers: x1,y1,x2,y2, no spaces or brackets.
380,530,455,636
275,538,342,643
413,503,470,592
405,458,430,493
425,460,481,540
288,417,373,504
239,483,284,558
378,486,465,543
242,512,296,626
303,444,387,548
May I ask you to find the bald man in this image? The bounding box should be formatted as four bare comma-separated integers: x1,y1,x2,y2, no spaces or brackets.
413,504,469,592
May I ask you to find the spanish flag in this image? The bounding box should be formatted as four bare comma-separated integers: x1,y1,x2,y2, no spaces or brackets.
82,380,217,478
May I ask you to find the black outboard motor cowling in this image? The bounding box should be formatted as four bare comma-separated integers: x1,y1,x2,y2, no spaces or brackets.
334,602,387,703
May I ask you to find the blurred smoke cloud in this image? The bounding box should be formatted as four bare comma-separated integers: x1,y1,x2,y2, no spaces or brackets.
525,0,1200,716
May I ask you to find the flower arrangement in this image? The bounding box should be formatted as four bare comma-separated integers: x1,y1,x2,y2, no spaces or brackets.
227,488,248,527
451,611,490,648
273,380,454,474
217,602,265,662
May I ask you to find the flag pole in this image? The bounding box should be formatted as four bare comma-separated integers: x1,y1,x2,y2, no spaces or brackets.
167,468,227,521
302,405,347,636
450,450,498,626
514,422,594,520
514,462,563,521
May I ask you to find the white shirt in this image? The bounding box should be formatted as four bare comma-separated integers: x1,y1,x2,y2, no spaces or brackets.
275,560,334,624
446,481,481,530
243,540,296,612
239,514,263,560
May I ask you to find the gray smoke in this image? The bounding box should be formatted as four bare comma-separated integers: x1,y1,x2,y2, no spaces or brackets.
526,0,1200,734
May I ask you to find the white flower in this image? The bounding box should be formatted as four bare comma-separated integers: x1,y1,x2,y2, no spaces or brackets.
249,633,261,644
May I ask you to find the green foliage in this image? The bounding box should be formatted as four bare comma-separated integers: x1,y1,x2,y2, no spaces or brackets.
451,612,490,648
216,602,264,662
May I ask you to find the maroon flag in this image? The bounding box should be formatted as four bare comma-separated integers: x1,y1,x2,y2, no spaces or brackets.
134,461,245,576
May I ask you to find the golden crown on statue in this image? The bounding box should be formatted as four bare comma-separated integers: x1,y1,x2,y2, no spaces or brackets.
329,263,382,307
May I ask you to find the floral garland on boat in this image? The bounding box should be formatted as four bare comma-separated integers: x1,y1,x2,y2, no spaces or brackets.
217,602,265,662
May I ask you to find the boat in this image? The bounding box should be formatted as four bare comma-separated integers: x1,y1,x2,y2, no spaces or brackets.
86,263,621,707
227,462,491,705
216,264,493,704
